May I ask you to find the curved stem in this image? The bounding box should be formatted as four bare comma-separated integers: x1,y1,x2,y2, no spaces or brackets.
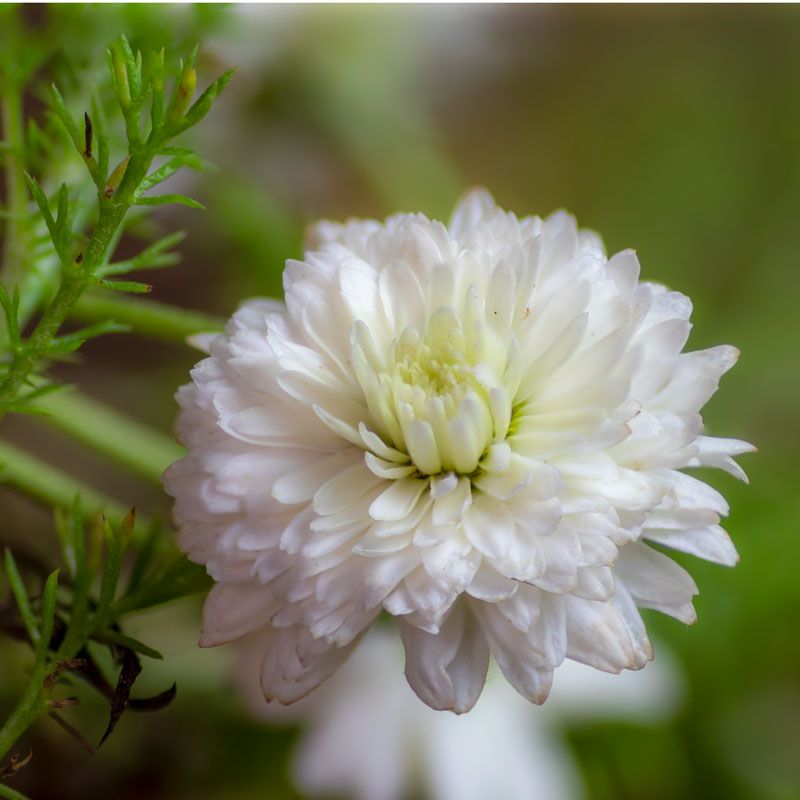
0,671,47,764
1,77,28,289
71,291,224,343
0,783,33,800
0,439,138,532
31,388,184,484
0,152,134,419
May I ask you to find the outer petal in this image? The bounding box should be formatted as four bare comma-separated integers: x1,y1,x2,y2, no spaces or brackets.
564,594,639,673
448,187,498,240
613,542,698,624
200,582,280,647
400,601,489,713
260,623,370,704
474,597,565,704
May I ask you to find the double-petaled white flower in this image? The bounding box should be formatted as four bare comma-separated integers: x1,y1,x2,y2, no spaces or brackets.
164,189,752,712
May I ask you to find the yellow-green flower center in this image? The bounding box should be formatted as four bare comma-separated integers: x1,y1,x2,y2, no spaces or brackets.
352,306,514,477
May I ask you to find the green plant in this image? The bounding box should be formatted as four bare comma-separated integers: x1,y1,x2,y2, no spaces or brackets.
0,26,231,794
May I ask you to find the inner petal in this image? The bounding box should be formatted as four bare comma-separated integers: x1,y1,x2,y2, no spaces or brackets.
353,307,509,476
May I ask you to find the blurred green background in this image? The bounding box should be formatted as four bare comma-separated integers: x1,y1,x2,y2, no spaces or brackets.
1,4,799,799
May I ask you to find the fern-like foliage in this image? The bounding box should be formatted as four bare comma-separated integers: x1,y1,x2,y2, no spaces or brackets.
0,34,232,416
0,498,210,777
0,29,232,794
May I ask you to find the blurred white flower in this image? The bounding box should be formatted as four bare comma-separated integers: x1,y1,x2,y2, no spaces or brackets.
236,627,683,800
164,188,752,711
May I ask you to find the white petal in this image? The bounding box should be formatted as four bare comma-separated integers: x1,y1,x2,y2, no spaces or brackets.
364,451,417,480
688,435,756,482
364,550,420,607
260,624,367,704
404,419,442,475
200,583,278,647
485,259,516,331
564,594,637,673
403,568,457,626
432,477,472,525
572,565,616,602
358,421,408,463
400,602,489,713
448,187,497,239
605,248,641,292
430,472,459,499
273,449,361,505
496,583,542,633
353,530,413,557
314,463,384,516
614,542,698,618
380,260,427,334
277,369,366,427
369,478,430,522
412,512,453,548
461,493,517,560
421,535,481,593
313,403,366,447
658,469,730,516
474,600,560,703
481,442,511,474
643,524,739,567
465,562,519,602
609,581,654,667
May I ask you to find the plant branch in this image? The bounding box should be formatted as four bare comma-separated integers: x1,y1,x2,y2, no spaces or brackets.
0,45,232,421
0,439,137,531
0,198,125,417
30,388,184,484
0,672,47,765
0,77,28,289
71,291,224,343
0,782,33,800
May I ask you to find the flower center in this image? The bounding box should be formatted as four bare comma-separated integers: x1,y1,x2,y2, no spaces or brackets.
352,306,513,477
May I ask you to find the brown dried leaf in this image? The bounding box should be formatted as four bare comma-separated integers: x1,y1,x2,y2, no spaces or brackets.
98,646,141,747
42,658,87,696
0,748,33,778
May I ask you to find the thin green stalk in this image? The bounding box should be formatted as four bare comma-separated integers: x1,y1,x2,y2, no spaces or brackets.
1,130,162,417
71,291,224,343
0,783,34,800
0,202,125,414
0,673,47,764
31,388,184,484
0,43,232,419
0,78,28,289
0,439,135,530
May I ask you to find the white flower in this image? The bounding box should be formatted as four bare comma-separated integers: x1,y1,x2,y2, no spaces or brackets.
163,188,753,712
235,627,683,800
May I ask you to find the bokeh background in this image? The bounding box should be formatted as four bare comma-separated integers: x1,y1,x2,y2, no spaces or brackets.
1,4,799,799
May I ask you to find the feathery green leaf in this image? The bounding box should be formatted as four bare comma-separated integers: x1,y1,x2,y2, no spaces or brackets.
96,231,186,277
36,570,59,666
4,550,39,648
134,193,204,209
93,278,153,294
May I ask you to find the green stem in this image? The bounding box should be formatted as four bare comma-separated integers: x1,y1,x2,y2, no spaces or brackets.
0,77,28,289
1,276,90,401
0,671,47,764
0,783,34,800
71,291,224,343
0,143,143,420
31,388,184,484
0,200,124,415
0,439,135,530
